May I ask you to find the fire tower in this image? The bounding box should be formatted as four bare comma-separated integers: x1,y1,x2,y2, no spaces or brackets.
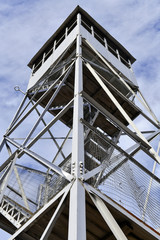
0,6,160,240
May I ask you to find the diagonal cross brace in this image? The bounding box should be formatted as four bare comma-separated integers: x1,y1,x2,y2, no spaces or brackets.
0,98,73,179
5,136,72,182
8,183,72,240
81,119,160,183
6,61,75,136
40,183,71,240
88,191,128,240
85,62,160,164
84,39,159,125
22,63,74,147
5,142,30,211
81,91,160,163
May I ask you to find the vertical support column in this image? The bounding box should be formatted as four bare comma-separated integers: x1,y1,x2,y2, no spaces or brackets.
65,27,68,38
31,64,35,76
53,40,56,52
91,26,94,36
104,38,108,50
116,49,121,61
68,13,86,240
128,60,133,72
42,52,46,64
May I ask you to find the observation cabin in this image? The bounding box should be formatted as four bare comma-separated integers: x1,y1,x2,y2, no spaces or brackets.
27,5,140,138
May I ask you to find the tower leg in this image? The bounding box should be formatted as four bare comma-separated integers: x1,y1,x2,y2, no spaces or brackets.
68,14,86,240
68,180,86,240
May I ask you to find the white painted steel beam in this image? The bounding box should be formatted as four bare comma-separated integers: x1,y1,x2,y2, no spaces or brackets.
68,180,86,240
80,94,160,163
40,184,71,240
5,136,72,182
0,164,10,183
0,152,18,203
7,61,75,136
92,65,160,129
84,39,160,125
85,62,160,163
81,91,151,150
6,94,28,133
81,119,160,183
32,101,66,161
68,13,86,240
99,135,155,182
83,164,103,181
11,55,74,132
23,63,74,147
52,127,72,163
0,150,17,173
0,98,74,173
138,89,160,125
89,192,128,240
0,138,5,152
14,166,30,211
84,183,160,240
26,98,73,151
8,183,72,240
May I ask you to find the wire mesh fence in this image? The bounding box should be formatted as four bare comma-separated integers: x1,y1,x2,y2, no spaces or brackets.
2,157,71,214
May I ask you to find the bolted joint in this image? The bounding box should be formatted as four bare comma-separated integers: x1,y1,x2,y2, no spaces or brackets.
79,161,83,175
72,162,76,176
76,53,82,58
18,146,24,153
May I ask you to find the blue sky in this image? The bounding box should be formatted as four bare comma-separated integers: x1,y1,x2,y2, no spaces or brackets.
0,0,160,239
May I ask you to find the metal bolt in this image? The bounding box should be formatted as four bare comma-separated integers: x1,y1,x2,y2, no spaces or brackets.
79,161,83,175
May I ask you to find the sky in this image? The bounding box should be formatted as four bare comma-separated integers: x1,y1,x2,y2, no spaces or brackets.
0,0,160,239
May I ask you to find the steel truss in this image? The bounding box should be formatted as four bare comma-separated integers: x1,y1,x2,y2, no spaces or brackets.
0,9,160,240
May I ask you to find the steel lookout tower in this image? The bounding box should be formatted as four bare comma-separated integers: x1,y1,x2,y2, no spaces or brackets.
0,6,160,240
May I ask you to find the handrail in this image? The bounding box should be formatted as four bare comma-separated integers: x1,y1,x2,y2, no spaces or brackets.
31,17,131,75
32,19,77,74
81,19,131,69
